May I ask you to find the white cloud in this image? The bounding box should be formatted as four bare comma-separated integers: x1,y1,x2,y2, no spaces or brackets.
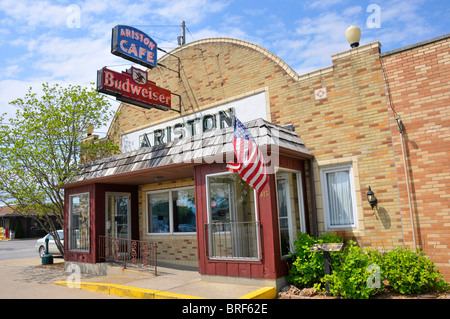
0,0,69,30
308,0,346,10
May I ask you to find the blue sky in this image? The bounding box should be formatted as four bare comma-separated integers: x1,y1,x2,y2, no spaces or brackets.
0,0,448,134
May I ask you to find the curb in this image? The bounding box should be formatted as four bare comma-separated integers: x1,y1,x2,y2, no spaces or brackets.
54,281,276,299
54,281,206,299
238,287,277,299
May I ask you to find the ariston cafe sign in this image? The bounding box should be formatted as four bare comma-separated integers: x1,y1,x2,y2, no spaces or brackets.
97,25,173,112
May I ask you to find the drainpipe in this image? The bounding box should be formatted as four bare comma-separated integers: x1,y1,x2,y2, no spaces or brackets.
396,118,417,250
309,158,318,238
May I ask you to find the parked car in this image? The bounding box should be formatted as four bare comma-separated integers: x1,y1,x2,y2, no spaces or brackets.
35,230,64,257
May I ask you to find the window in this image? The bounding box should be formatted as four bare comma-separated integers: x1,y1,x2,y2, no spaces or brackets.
69,193,90,252
321,165,357,229
147,187,196,234
206,172,260,260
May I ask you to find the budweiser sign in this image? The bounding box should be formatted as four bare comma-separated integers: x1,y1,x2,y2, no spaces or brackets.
97,66,172,111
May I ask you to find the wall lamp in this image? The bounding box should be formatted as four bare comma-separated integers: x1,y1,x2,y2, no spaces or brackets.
366,186,378,209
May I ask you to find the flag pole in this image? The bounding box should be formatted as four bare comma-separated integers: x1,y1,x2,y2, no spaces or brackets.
227,108,235,127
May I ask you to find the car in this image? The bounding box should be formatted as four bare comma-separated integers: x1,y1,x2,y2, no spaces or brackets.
35,230,64,257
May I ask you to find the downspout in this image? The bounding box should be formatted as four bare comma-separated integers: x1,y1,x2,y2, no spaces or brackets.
309,158,318,238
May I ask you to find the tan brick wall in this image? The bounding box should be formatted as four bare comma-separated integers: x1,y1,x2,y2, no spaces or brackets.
280,43,404,250
381,37,450,279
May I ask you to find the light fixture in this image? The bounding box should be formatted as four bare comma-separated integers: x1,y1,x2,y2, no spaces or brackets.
345,25,361,48
367,186,377,209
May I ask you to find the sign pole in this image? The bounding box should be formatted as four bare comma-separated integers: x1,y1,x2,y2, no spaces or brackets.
323,251,331,296
310,243,343,297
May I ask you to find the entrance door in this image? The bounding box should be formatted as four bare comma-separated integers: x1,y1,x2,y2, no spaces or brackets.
276,174,294,256
106,193,130,239
276,172,306,257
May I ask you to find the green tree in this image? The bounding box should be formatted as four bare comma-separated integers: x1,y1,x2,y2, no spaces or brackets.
0,83,119,255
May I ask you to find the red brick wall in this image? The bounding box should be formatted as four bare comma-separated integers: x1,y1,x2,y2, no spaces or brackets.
381,36,450,280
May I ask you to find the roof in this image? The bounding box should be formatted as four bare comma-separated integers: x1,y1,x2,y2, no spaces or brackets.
381,33,450,57
63,118,311,187
0,206,21,217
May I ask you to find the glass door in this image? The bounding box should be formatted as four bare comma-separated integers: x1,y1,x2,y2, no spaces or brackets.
106,193,130,239
276,171,306,257
276,174,294,257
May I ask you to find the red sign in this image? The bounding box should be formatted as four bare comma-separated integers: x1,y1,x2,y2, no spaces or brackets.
97,66,171,111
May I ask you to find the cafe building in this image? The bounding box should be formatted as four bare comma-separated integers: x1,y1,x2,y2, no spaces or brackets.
62,30,450,286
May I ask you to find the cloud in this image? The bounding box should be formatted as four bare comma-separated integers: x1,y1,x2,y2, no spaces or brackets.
154,0,230,24
308,0,346,10
286,9,363,74
0,0,69,30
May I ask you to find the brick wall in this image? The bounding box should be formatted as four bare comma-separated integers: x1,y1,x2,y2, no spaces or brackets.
381,36,450,279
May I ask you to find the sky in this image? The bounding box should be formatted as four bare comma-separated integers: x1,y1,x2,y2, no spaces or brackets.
0,0,448,135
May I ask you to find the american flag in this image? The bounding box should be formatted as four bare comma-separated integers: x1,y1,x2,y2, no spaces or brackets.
226,117,268,194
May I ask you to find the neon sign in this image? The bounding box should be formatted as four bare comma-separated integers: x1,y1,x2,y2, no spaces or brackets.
111,25,158,68
97,66,171,111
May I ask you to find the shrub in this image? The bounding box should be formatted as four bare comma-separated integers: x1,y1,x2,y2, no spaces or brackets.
287,233,342,288
319,242,384,299
14,220,25,238
382,247,449,295
287,233,449,298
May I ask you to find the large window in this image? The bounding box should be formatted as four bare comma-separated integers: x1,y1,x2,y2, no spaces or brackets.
206,172,260,260
320,164,357,229
69,193,90,252
147,187,196,234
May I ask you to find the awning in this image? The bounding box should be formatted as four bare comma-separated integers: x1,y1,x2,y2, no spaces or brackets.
62,118,311,188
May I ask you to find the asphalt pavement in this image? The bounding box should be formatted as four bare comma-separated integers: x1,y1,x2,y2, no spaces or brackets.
0,238,38,260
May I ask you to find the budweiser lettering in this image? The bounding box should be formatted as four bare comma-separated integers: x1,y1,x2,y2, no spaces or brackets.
97,66,171,110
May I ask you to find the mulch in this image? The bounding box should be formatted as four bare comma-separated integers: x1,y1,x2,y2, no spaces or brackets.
278,285,450,299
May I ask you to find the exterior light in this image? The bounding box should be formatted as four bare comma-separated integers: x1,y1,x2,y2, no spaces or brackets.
345,25,361,48
367,186,377,209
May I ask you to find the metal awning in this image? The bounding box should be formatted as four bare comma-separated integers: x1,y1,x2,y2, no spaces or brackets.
62,118,311,188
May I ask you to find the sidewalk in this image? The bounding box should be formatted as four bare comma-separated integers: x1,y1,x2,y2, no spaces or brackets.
55,262,277,299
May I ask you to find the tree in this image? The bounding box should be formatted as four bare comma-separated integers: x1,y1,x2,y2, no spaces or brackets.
0,83,119,255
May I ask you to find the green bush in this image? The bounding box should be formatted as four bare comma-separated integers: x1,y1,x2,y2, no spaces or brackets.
382,247,449,295
287,233,449,299
287,233,342,288
319,242,384,299
14,220,25,238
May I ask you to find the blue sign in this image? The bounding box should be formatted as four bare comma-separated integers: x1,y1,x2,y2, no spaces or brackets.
111,25,158,68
